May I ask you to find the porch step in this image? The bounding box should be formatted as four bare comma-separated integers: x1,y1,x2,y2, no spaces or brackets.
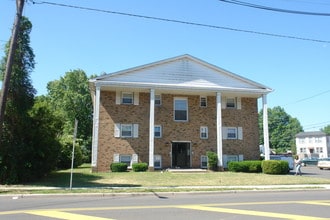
166,168,208,173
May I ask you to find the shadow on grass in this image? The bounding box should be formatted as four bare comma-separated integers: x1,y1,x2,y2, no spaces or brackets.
31,171,141,188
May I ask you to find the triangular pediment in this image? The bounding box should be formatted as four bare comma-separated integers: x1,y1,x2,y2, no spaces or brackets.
92,54,272,95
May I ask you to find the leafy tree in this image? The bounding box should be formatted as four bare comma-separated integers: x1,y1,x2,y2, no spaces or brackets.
321,125,330,135
259,106,303,154
0,17,60,183
46,69,93,164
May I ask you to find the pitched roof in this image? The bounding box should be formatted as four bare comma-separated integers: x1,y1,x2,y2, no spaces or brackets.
296,131,327,138
90,54,272,96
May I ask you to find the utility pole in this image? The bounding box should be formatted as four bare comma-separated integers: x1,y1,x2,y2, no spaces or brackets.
0,0,25,136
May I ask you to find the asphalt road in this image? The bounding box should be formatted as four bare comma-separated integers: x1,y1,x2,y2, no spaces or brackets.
291,165,330,178
1,189,330,219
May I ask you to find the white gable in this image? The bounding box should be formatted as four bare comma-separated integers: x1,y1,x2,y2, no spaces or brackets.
91,54,272,95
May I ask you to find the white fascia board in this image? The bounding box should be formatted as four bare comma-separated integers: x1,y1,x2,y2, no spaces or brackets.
96,81,271,96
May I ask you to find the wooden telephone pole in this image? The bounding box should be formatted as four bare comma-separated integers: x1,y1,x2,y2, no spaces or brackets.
0,0,25,136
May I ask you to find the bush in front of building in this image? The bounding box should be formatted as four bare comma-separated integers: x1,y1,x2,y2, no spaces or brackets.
206,151,218,170
132,163,148,172
228,161,262,173
110,162,128,172
262,160,289,174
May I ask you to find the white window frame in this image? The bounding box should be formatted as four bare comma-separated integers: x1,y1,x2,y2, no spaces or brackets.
119,155,132,167
201,155,208,168
200,96,207,107
227,127,237,139
154,125,162,138
174,97,188,122
154,155,162,169
200,126,208,139
155,94,162,106
121,124,133,137
226,98,236,109
122,92,133,104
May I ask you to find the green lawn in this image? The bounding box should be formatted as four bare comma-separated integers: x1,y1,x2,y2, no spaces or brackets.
2,164,330,194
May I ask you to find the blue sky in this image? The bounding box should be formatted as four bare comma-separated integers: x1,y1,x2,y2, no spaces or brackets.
1,0,330,131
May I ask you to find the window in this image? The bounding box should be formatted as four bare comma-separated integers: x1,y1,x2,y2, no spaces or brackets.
200,126,208,139
115,123,139,138
154,155,162,169
201,155,208,168
200,96,207,107
227,127,237,139
120,155,132,167
316,137,322,143
174,98,188,121
154,125,162,138
121,124,132,137
223,127,243,140
122,92,133,104
226,98,236,108
155,94,161,106
300,148,306,153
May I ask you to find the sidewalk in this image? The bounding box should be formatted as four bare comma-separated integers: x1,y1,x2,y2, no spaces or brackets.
1,184,330,196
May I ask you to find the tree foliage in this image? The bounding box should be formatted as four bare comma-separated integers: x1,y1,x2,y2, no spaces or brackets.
46,69,93,164
321,125,330,135
259,106,303,154
0,17,60,183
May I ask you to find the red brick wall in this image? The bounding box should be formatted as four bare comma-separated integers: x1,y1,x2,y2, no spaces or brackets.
95,91,259,172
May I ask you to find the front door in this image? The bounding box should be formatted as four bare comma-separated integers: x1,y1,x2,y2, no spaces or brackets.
172,142,191,168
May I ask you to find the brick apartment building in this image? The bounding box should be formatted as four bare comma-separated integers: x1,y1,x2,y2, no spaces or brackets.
89,54,272,172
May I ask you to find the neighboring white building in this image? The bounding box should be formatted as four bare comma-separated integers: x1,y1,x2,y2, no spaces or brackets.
295,131,330,159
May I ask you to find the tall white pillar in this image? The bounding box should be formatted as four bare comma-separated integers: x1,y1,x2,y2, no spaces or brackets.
149,89,155,169
216,92,223,167
263,94,270,160
91,85,100,168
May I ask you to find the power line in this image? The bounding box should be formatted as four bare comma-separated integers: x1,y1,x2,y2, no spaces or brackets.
219,0,330,16
28,0,330,44
284,89,330,106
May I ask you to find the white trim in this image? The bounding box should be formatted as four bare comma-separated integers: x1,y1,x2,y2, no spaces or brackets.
91,86,100,167
216,92,223,167
134,92,139,105
133,124,139,138
114,123,120,137
149,89,155,168
263,94,270,160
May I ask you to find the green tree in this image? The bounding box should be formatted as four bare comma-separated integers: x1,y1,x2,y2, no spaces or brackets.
46,69,93,164
259,106,303,154
321,125,330,135
0,17,60,183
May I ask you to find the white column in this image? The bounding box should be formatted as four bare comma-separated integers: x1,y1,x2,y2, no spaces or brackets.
216,92,223,167
91,85,100,167
149,89,155,168
263,94,270,160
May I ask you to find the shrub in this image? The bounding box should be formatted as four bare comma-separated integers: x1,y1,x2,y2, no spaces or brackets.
262,160,289,174
206,151,218,170
110,163,128,172
228,161,262,173
132,163,148,172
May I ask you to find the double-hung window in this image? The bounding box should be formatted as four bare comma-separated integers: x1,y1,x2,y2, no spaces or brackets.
122,92,133,104
200,126,208,139
174,98,188,121
155,94,162,106
154,125,162,138
121,124,133,137
200,96,207,107
226,98,236,109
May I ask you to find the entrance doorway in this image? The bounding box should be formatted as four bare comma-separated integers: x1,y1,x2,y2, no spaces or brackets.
172,142,191,168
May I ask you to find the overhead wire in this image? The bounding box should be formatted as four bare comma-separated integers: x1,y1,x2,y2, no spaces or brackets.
218,0,330,16
28,0,330,44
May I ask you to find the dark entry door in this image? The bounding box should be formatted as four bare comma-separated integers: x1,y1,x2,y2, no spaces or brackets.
172,142,191,168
